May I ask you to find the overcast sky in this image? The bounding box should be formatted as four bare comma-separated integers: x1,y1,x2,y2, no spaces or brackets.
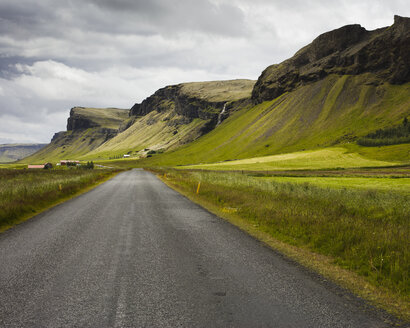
0,0,408,144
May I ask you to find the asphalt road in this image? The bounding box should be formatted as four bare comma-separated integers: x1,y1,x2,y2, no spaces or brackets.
0,169,399,327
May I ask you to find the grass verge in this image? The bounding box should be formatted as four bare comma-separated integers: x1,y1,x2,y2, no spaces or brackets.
152,168,409,321
0,168,123,232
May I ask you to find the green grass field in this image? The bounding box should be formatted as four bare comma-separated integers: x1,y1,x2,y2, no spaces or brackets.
180,147,400,171
0,163,30,169
156,168,409,318
262,176,410,194
0,168,121,231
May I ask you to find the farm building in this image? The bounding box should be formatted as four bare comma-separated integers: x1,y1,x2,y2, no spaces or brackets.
28,163,53,169
28,164,45,169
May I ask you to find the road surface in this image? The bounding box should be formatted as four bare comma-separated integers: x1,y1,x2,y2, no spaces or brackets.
0,169,399,327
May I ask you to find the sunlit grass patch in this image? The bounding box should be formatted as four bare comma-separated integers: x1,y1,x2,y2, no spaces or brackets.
181,147,399,171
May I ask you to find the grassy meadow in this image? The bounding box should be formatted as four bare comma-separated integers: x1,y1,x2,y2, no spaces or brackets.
155,168,409,318
179,147,401,171
262,176,410,193
0,168,121,231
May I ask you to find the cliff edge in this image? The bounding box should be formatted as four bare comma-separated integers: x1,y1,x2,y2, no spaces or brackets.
252,15,410,103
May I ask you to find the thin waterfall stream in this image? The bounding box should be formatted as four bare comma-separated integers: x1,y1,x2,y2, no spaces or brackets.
217,103,227,125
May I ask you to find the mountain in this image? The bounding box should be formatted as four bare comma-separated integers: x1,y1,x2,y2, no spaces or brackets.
0,144,47,163
23,107,129,163
24,80,255,162
86,80,255,159
139,16,409,166
252,15,409,103
23,16,409,165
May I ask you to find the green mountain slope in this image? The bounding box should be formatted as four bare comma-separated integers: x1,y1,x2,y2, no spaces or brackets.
84,80,255,159
125,16,410,167
139,74,409,166
22,107,129,163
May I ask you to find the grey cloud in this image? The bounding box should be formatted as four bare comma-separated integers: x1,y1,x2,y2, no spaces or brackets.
0,1,55,39
0,0,246,40
86,0,246,35
88,0,165,14
0,56,39,79
0,0,248,76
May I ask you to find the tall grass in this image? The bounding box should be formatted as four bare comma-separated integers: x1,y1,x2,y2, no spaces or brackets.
0,168,120,230
159,169,409,298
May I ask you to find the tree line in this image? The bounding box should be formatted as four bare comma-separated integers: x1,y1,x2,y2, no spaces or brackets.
357,117,409,147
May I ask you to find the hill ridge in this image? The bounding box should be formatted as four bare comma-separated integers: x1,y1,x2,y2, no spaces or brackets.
252,15,410,103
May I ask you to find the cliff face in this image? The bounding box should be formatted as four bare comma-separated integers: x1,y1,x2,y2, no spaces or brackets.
23,107,129,162
67,108,98,130
67,107,128,132
130,80,255,127
252,15,410,103
130,85,224,120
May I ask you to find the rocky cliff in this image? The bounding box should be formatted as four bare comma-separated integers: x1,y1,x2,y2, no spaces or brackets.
22,107,129,162
252,15,410,103
67,107,128,131
67,109,98,130
86,80,255,158
130,80,255,127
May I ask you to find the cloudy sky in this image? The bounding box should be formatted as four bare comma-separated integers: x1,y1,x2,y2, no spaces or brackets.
0,0,408,144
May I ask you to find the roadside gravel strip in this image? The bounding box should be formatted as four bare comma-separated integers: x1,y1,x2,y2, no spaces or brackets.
0,169,401,327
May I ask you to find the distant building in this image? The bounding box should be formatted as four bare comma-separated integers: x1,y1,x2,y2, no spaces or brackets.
123,154,130,158
28,164,45,169
28,162,53,169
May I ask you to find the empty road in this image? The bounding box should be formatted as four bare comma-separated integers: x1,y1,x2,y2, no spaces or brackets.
0,169,398,327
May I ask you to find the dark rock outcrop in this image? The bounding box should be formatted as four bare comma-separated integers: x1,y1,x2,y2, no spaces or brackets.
130,85,226,121
252,15,410,103
51,131,66,142
67,108,98,131
64,106,128,144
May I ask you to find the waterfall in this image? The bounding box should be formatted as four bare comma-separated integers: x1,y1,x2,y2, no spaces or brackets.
217,103,227,125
